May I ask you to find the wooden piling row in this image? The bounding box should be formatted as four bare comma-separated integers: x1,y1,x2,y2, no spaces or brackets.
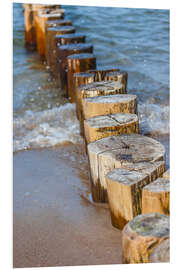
23,4,170,264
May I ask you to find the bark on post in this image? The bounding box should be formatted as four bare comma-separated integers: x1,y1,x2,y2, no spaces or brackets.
46,26,75,72
105,161,165,229
163,169,170,180
67,53,96,103
142,178,170,215
35,12,64,59
57,43,93,94
88,67,120,81
122,213,169,263
104,71,128,92
82,94,138,121
87,134,166,203
149,238,170,263
84,113,139,145
74,72,95,119
77,81,127,135
45,20,73,60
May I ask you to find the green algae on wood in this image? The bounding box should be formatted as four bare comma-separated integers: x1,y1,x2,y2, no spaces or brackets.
122,213,169,263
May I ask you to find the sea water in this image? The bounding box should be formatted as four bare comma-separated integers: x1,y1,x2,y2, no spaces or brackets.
13,4,169,153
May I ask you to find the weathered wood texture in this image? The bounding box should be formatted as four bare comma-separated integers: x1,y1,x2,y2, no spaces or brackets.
57,43,93,93
88,67,120,81
82,94,138,121
163,169,170,180
122,213,169,263
105,161,165,229
87,134,166,203
55,33,86,46
149,238,170,263
104,71,128,92
46,26,75,72
84,113,139,145
74,72,95,119
77,81,126,135
142,178,170,215
24,5,37,49
35,12,64,59
45,20,73,60
67,53,96,103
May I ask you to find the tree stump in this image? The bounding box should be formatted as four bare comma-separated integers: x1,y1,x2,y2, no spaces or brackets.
74,72,95,119
67,53,96,103
77,81,126,135
35,12,64,59
142,178,170,215
45,20,73,60
82,94,138,121
122,213,169,263
87,134,166,203
84,113,139,145
46,26,75,72
88,67,120,81
163,169,170,180
105,161,165,230
104,71,128,92
57,43,93,93
149,238,170,263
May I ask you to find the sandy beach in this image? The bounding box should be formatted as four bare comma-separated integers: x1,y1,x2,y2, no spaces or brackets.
13,144,124,268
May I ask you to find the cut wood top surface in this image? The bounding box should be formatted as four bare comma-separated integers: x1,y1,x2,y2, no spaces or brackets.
56,33,85,39
84,113,138,129
78,81,125,93
74,72,95,79
88,134,166,164
67,53,95,60
127,213,169,237
48,26,75,32
106,168,148,186
46,20,72,27
143,178,169,192
83,94,136,104
58,43,93,50
38,13,64,19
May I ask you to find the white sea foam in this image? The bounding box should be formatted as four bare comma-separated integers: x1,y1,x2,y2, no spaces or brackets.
13,103,83,152
138,103,169,135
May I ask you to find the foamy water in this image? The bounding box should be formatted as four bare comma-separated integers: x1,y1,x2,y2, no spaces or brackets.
13,104,83,152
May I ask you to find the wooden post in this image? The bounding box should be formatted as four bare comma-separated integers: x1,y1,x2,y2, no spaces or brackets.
77,81,127,135
23,4,37,50
87,134,166,203
55,33,86,46
84,113,139,145
74,72,95,119
82,94,138,121
149,238,170,263
88,67,120,81
35,12,64,59
142,178,170,215
122,213,169,263
46,26,75,72
57,43,93,94
67,53,96,103
104,71,128,92
163,169,170,180
45,20,73,60
105,161,165,229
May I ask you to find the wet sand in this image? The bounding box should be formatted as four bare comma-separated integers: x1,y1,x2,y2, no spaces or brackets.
13,144,123,268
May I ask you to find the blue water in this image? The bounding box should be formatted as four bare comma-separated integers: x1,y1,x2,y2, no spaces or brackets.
13,3,169,153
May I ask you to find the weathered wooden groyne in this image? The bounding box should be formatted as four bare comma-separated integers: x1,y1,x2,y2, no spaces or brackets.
23,4,170,264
